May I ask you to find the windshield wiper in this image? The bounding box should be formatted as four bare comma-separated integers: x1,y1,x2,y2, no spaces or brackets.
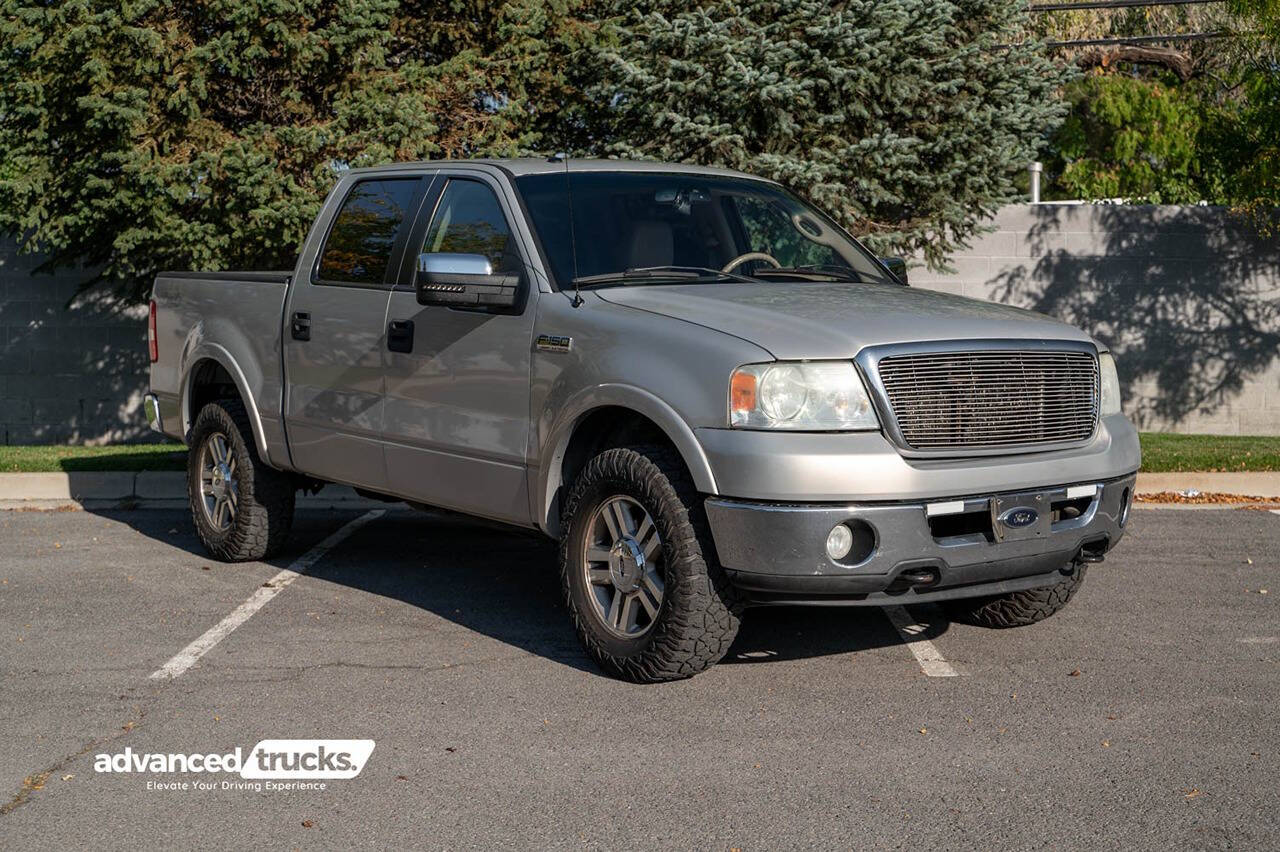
752,264,867,283
572,265,756,288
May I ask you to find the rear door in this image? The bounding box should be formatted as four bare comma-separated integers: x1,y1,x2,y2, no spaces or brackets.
381,170,538,524
283,174,429,490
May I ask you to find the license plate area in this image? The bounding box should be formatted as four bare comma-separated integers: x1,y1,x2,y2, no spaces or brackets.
990,491,1051,542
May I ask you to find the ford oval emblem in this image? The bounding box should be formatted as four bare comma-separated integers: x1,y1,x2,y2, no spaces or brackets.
999,507,1039,528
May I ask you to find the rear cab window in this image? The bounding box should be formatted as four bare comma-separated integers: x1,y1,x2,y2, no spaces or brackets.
315,178,422,286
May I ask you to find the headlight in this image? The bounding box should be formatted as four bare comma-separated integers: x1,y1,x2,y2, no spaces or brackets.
730,362,879,430
1099,352,1122,416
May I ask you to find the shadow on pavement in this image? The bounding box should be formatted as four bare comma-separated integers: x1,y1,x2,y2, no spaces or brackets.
89,507,944,678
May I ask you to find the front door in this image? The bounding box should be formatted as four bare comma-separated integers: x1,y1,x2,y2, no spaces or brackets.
283,175,426,490
381,172,537,524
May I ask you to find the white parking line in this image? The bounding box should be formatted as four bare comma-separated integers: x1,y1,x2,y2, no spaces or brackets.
883,605,961,677
1271,510,1280,517
149,509,386,681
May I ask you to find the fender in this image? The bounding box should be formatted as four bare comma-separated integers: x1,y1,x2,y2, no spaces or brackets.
179,339,276,468
534,383,718,537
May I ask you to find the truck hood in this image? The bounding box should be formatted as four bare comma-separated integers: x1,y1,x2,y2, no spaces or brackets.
595,281,1092,359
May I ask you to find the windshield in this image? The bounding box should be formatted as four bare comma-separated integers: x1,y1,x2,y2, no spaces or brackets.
514,171,895,288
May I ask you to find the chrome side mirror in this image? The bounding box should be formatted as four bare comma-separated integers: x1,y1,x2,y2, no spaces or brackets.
415,253,520,308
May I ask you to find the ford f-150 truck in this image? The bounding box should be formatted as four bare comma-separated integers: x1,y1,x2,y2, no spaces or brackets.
147,158,1140,682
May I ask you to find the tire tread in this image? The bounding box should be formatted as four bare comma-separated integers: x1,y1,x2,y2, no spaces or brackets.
559,444,742,682
188,399,294,562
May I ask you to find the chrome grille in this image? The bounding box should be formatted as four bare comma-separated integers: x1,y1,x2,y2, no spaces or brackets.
876,350,1099,450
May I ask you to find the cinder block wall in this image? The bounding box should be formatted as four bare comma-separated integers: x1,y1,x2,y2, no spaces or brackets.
0,243,151,444
912,204,1280,435
1,203,1277,444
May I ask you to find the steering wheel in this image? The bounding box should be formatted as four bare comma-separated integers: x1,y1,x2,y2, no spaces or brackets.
721,252,781,274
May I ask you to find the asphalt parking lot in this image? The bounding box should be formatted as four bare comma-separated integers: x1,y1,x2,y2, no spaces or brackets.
0,503,1277,849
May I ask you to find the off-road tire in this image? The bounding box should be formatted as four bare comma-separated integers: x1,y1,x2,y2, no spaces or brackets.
943,562,1087,628
559,445,743,682
188,399,295,561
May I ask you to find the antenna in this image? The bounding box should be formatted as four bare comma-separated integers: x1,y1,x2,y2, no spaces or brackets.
555,151,584,308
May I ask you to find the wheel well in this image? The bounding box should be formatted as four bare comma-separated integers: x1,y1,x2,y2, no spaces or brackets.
187,359,240,431
552,407,684,535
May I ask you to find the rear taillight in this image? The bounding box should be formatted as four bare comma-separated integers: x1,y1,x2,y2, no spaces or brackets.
148,300,158,362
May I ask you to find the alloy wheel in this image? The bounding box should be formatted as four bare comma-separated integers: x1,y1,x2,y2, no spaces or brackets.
582,495,665,638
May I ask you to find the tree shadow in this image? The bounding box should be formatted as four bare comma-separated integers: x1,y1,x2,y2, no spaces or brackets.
987,205,1280,430
0,250,159,445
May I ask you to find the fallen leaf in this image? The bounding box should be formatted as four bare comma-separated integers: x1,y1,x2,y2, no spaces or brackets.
919,728,928,735
1185,789,1203,799
1246,558,1254,565
1260,589,1269,595
62,774,74,782
1101,740,1111,748
301,820,314,828
1069,669,1082,677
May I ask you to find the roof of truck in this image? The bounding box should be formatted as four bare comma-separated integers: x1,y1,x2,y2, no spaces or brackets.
345,157,773,182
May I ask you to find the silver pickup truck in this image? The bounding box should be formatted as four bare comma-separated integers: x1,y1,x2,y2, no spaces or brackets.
147,158,1140,681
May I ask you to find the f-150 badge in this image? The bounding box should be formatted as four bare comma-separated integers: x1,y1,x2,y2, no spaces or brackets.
536,334,573,353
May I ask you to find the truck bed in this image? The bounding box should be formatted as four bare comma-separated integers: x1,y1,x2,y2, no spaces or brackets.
148,271,294,466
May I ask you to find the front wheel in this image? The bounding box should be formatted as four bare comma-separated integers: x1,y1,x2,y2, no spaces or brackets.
559,445,743,682
943,562,1087,628
187,399,295,561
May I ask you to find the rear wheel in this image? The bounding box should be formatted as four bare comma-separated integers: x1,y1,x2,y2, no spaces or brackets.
943,561,1086,628
187,399,295,561
559,445,743,682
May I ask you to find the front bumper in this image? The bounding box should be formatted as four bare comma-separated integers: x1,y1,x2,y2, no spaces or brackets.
705,474,1136,605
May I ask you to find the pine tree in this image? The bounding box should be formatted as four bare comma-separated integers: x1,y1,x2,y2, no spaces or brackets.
585,0,1070,268
0,0,595,297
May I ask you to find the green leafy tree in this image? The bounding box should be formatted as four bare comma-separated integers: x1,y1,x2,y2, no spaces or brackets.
1051,74,1205,203
582,0,1071,268
1037,0,1278,221
0,0,595,297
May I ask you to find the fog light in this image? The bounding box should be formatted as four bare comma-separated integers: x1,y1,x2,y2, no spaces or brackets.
826,524,854,561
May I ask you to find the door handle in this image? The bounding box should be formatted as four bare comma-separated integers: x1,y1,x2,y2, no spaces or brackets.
290,311,311,341
387,319,414,354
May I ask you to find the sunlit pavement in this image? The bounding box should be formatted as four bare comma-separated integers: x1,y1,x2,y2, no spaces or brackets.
1,505,1277,848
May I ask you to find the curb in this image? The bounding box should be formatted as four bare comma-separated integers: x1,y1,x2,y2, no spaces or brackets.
1134,471,1280,498
2,470,1279,508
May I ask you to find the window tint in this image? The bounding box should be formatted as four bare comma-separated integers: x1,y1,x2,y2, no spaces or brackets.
421,179,516,271
317,178,420,284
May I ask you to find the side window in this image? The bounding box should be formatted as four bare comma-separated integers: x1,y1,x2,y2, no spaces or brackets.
317,178,420,285
421,179,517,271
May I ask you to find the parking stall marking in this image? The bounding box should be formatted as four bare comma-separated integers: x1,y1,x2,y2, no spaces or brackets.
883,605,961,677
149,509,386,681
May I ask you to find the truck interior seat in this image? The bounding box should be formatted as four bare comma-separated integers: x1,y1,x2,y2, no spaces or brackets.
627,220,674,269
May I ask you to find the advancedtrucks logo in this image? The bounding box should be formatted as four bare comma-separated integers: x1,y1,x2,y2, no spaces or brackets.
94,739,375,781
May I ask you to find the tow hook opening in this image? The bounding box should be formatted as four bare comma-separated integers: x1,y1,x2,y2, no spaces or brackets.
886,566,941,594
1077,537,1110,565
